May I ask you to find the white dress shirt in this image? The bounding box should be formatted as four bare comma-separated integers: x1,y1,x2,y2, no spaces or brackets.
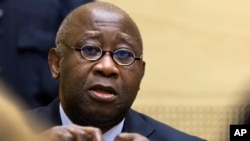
59,104,125,141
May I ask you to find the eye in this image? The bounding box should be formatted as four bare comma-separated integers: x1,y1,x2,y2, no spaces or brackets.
82,45,100,55
80,45,102,60
114,49,134,59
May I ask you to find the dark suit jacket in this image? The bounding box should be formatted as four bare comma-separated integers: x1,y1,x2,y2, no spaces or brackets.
27,98,206,141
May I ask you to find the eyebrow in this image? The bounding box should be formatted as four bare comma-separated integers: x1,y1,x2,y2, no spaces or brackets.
80,31,135,48
82,31,101,40
117,32,135,48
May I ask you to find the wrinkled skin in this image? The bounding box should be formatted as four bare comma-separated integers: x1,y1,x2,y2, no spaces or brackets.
44,1,147,141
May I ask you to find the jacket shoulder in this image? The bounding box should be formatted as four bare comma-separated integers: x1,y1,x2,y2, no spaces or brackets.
25,98,61,133
129,109,206,141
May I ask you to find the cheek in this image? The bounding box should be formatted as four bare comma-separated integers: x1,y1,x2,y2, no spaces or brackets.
125,65,143,88
59,62,93,114
59,58,90,99
61,61,81,83
120,67,143,102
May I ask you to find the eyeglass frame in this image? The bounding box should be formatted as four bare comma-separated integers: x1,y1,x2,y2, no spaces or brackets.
73,44,143,66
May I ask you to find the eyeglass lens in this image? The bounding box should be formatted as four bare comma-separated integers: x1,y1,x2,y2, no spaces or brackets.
79,45,137,65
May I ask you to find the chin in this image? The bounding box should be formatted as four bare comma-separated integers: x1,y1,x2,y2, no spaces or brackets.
74,109,126,127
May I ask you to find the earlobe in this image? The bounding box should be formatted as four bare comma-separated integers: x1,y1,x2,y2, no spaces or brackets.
48,48,60,79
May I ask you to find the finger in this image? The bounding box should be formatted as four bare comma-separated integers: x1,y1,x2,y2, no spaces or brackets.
39,125,104,141
68,125,104,141
67,126,90,141
39,126,75,141
114,133,149,141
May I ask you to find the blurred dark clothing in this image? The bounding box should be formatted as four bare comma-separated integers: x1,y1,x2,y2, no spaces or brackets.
0,0,93,109
243,106,250,124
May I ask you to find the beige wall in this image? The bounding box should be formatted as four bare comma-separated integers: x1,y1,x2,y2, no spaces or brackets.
100,0,250,140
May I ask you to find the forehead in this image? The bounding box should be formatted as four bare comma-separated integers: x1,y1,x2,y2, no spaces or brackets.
63,7,142,48
82,8,129,36
91,8,124,23
77,8,136,36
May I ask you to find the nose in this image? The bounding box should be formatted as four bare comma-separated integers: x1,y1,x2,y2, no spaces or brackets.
92,52,119,77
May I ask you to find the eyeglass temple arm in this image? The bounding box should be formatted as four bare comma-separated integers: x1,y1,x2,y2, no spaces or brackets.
135,55,142,60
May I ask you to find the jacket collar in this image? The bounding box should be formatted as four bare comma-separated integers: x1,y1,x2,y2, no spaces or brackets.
123,109,155,137
49,99,155,137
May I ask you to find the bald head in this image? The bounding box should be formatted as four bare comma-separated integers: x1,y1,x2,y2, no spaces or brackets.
56,1,142,53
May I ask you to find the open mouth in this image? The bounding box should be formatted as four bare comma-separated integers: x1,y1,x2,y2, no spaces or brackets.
89,85,117,102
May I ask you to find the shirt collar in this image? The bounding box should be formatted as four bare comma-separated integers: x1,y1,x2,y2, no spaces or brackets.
59,103,125,141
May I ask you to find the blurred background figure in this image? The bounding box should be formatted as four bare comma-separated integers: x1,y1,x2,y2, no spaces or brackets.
0,80,39,141
0,0,93,109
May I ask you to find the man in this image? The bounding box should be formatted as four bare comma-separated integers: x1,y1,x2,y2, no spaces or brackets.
28,1,206,141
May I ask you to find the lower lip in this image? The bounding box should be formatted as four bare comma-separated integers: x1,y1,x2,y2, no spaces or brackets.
89,90,116,102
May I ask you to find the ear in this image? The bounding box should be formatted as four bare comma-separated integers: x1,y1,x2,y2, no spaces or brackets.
138,61,145,91
48,48,60,79
141,61,146,79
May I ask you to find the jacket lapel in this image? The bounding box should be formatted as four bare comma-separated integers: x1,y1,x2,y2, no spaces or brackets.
46,98,62,126
122,109,155,137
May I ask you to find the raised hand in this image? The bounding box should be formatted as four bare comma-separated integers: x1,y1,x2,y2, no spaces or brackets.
38,124,104,141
